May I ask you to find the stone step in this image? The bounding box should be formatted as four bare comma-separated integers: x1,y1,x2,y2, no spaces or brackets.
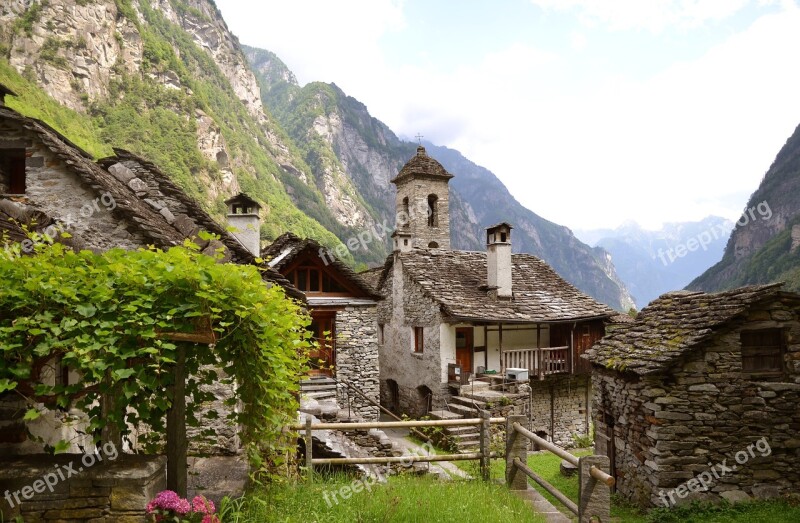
301,377,337,385
428,409,462,421
445,426,479,436
447,404,478,417
450,396,488,410
456,437,480,451
459,390,507,403
304,391,337,401
300,384,338,392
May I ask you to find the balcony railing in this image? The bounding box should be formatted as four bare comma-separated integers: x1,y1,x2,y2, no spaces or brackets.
502,346,570,378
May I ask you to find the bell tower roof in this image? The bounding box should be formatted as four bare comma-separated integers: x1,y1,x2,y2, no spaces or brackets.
391,145,453,185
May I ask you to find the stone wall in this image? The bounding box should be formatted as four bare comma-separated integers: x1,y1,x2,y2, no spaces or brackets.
394,174,451,250
335,305,380,421
592,300,800,508
529,375,591,448
0,122,147,251
0,454,165,522
378,256,447,417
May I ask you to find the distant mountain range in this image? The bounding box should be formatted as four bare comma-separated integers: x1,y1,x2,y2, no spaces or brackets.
576,217,732,307
689,122,800,293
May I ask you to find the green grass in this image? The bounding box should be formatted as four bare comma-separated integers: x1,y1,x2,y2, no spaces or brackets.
219,474,546,522
453,448,799,522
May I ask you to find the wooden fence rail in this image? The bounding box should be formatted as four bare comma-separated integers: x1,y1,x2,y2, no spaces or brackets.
505,415,613,522
291,415,504,481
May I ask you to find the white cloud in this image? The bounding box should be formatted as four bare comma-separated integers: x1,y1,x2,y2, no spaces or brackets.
216,0,405,86
216,0,800,230
530,0,752,32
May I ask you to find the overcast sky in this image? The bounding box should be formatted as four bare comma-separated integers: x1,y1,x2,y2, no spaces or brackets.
214,0,800,231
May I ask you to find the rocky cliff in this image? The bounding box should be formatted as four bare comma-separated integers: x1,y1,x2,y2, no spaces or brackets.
1,0,349,255
689,122,800,293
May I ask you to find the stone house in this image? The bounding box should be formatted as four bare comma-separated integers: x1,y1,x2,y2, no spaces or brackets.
584,283,800,508
0,87,303,458
365,145,616,445
263,232,383,420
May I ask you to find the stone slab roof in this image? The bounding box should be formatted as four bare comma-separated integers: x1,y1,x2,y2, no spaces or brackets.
374,249,616,323
358,266,385,294
584,283,791,375
263,232,383,300
390,145,453,184
0,107,302,301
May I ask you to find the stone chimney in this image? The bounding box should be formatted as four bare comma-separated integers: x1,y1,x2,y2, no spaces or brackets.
225,193,262,257
486,223,513,299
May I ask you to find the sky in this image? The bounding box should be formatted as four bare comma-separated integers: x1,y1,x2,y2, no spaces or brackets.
214,0,800,231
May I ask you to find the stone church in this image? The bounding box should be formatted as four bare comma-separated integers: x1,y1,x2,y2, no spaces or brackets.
365,145,617,445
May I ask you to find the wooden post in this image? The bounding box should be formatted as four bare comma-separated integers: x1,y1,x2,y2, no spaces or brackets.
505,414,528,490
578,455,611,522
304,416,314,481
479,410,491,481
499,323,504,374
166,343,187,496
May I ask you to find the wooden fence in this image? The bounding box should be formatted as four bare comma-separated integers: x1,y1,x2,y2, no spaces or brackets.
289,413,614,521
505,414,613,522
289,413,504,481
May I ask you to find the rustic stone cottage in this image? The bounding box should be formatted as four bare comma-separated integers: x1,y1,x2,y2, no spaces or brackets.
584,283,800,508
263,232,383,420
0,88,303,459
366,145,616,445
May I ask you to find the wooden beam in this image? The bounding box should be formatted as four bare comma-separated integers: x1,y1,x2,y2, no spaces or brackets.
166,343,187,496
289,418,507,430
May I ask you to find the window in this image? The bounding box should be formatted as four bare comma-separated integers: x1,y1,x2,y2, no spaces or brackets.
402,197,409,224
414,326,424,353
286,266,348,293
0,149,26,194
427,194,438,227
378,323,385,345
741,329,784,377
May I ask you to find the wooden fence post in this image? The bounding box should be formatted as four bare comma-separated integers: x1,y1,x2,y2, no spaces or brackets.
505,414,528,490
479,410,491,481
305,416,314,481
166,343,187,496
578,455,611,522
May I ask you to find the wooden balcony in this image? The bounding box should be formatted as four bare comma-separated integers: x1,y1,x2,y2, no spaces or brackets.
502,346,571,379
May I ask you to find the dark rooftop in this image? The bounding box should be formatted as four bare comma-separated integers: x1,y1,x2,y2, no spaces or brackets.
584,283,794,375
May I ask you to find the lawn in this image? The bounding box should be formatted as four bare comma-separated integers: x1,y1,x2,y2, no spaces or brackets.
454,447,800,523
218,474,547,523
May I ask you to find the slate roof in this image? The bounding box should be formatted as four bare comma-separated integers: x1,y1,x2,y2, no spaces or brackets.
583,283,793,375
262,232,383,300
372,249,615,323
358,266,385,294
390,145,453,184
0,106,303,301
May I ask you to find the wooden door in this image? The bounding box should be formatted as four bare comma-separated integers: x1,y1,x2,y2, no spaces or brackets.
308,312,336,376
455,327,473,373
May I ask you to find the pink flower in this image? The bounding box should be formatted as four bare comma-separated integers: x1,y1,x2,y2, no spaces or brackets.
146,490,191,515
192,495,216,514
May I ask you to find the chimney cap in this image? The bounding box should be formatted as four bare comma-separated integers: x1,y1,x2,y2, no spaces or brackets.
486,222,513,245
224,192,261,212
485,222,514,232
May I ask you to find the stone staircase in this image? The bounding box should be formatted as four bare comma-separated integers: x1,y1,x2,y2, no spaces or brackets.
429,381,493,452
300,376,337,401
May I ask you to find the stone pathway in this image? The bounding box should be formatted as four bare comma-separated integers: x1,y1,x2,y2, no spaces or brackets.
512,488,572,522
380,426,471,480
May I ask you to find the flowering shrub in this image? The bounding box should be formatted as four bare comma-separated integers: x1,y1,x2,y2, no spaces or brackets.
147,491,220,523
